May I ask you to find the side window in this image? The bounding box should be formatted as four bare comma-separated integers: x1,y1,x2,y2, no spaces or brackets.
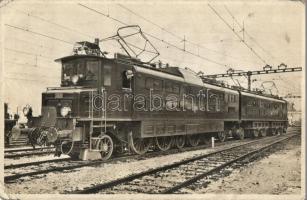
219,94,224,102
122,70,133,89
165,82,172,92
145,78,162,90
103,65,111,86
145,78,153,89
173,83,180,93
153,79,162,90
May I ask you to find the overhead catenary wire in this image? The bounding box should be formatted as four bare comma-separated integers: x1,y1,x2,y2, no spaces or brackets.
117,3,262,66
208,4,267,65
5,24,74,45
223,5,279,63
78,3,230,69
5,47,54,60
5,60,59,70
13,8,95,39
5,36,61,55
253,76,299,95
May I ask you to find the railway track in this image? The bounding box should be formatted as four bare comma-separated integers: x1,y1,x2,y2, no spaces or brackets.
4,132,274,183
4,158,71,170
4,136,262,182
4,128,300,184
70,133,298,194
4,146,54,153
4,149,55,159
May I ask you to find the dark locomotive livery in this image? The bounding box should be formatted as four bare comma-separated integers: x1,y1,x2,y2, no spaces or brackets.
21,39,288,160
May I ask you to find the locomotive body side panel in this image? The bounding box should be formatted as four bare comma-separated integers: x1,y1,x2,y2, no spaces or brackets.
240,92,288,122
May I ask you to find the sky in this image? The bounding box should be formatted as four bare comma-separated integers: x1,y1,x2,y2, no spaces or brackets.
0,0,304,119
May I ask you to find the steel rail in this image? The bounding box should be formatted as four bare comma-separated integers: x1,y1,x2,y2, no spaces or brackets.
161,135,296,193
4,151,55,159
71,134,295,194
5,130,299,184
4,137,267,183
4,147,54,153
4,158,71,170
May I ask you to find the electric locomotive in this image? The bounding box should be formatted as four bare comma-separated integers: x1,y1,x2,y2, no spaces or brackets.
20,37,287,160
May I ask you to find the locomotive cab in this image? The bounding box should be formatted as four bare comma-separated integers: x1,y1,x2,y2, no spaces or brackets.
35,39,137,160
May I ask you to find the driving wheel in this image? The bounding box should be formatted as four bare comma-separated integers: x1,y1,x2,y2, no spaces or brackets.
187,134,200,147
155,136,173,151
175,135,185,149
252,129,259,138
217,131,227,142
99,135,113,160
129,136,151,155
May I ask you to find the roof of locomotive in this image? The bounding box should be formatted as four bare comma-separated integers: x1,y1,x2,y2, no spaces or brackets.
133,65,239,94
240,91,286,103
54,54,286,102
54,54,105,62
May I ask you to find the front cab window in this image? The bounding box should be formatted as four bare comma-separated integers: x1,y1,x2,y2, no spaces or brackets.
61,58,98,86
85,61,98,81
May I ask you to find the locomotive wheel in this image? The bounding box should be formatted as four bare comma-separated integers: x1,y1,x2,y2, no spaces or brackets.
99,135,113,160
259,129,267,137
61,140,74,155
235,128,245,140
187,134,200,147
217,131,227,142
155,136,172,151
277,128,283,135
252,129,259,138
175,135,185,149
46,127,58,143
130,137,151,155
271,128,277,136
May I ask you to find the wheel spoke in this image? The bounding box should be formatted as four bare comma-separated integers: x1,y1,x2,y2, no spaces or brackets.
99,135,113,161
188,135,200,147
218,131,226,142
175,135,185,149
130,137,151,155
156,137,172,151
253,129,259,138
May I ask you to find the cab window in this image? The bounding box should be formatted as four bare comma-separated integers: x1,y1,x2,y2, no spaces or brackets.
104,65,111,86
122,70,133,89
86,61,98,81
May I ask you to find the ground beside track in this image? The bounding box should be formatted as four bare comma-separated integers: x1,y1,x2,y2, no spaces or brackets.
5,130,301,194
191,135,301,194
5,137,267,194
5,154,70,166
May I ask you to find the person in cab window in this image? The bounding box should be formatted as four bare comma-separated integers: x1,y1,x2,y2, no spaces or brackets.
122,70,133,89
